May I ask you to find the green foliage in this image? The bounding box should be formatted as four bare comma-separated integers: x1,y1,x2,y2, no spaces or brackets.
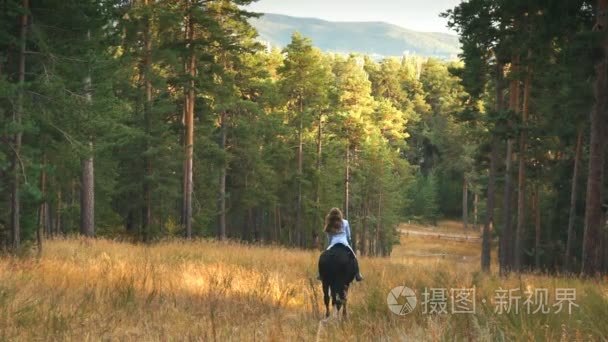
406,172,440,225
0,0,511,258
445,0,601,273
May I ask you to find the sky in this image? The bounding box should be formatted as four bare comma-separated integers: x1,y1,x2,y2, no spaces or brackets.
245,0,463,34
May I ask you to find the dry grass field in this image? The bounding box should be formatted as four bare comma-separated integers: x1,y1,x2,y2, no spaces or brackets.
0,232,607,341
400,220,482,237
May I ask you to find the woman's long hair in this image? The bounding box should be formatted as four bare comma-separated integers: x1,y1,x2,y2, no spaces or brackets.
324,208,344,234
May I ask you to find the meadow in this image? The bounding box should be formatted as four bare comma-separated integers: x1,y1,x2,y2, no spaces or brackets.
0,228,607,341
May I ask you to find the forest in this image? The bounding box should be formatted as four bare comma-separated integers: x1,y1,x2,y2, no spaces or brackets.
1,0,607,278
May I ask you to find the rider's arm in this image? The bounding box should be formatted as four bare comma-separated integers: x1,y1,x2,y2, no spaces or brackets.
344,220,352,244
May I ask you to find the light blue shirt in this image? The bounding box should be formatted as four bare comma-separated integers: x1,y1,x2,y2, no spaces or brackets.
326,219,354,253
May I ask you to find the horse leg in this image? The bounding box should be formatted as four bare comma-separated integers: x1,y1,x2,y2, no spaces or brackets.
322,280,330,318
331,283,340,318
342,286,349,320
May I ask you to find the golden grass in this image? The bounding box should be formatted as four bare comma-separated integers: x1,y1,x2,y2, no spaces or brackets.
394,235,481,258
400,219,482,237
0,236,607,341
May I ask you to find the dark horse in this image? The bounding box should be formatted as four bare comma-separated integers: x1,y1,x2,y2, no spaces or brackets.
318,244,357,319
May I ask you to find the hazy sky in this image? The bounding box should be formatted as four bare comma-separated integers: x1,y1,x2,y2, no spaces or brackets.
245,0,463,34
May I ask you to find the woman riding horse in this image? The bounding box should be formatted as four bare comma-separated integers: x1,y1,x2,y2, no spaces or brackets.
317,208,363,318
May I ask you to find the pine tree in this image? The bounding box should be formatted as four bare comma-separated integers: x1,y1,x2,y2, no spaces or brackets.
278,33,332,246
10,0,28,249
582,0,608,276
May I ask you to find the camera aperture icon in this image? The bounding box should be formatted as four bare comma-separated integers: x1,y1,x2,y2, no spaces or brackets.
387,286,417,315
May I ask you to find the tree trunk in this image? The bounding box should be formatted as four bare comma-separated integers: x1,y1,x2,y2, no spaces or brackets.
360,201,367,256
473,192,478,231
601,156,607,274
45,202,51,237
69,179,76,231
482,137,498,273
181,101,187,228
277,205,282,243
247,208,253,242
253,208,260,242
142,9,153,242
80,141,95,237
566,126,583,272
376,189,383,257
80,29,96,238
55,190,62,235
482,61,504,272
272,204,278,242
514,63,531,271
502,139,514,271
582,0,608,276
37,156,46,254
344,144,350,219
503,56,521,272
11,0,28,250
601,147,607,273
602,212,608,274
296,101,303,247
183,2,196,239
218,112,227,240
534,187,541,270
462,176,468,230
312,230,319,250
315,112,323,245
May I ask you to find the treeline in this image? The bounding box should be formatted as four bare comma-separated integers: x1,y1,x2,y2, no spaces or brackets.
0,0,472,256
446,0,608,275
8,0,605,275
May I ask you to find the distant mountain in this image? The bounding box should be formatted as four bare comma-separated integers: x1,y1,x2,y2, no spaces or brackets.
249,13,460,59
